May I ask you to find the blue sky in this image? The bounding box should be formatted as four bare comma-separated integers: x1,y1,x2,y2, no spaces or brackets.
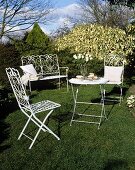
41,0,81,35
55,0,78,7
0,0,81,42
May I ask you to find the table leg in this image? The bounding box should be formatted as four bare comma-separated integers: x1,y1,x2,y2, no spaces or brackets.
70,84,79,126
70,83,107,129
100,84,107,119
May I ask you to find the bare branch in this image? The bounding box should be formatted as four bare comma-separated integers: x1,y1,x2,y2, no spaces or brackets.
0,0,53,39
78,0,134,28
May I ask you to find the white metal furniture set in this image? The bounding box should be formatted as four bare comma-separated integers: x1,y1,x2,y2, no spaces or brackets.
69,54,124,128
5,54,124,149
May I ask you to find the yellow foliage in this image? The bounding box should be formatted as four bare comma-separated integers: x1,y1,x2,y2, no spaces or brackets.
55,24,135,60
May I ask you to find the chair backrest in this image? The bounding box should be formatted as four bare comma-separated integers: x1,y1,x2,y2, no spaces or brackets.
104,54,124,67
21,55,42,75
21,54,60,76
104,54,124,83
41,54,60,75
6,68,31,114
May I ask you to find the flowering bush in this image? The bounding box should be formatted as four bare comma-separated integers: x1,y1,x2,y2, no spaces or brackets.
73,53,92,77
127,95,135,108
56,24,134,60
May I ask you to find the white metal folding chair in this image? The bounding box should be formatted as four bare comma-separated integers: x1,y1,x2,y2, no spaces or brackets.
104,54,124,104
6,67,61,149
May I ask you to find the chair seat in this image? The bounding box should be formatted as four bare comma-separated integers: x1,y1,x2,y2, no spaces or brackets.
106,81,122,85
29,75,67,81
31,100,61,113
40,75,67,81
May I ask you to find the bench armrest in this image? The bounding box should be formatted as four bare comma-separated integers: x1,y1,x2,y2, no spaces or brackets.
59,67,69,75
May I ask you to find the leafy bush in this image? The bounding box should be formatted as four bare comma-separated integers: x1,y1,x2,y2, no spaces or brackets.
56,48,76,77
56,49,104,77
56,24,134,59
15,22,54,56
55,24,135,77
0,43,20,88
125,24,135,78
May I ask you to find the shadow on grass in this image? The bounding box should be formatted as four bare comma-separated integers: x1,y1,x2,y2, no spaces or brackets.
0,120,10,153
103,159,129,170
104,86,128,100
30,80,58,91
51,112,73,138
91,97,116,118
18,107,73,148
50,102,73,138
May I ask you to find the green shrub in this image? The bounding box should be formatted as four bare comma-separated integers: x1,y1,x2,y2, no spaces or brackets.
56,49,104,77
55,24,134,77
0,43,20,88
15,23,54,56
124,24,135,78
56,24,134,59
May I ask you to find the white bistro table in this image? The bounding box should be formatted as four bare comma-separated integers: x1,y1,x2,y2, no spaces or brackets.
69,77,108,129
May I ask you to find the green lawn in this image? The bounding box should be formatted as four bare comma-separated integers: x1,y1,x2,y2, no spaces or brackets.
0,84,135,170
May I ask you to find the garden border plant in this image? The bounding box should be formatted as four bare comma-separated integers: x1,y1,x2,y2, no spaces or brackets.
56,24,134,60
55,24,135,79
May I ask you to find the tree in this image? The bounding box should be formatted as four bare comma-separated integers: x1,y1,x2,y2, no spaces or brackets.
78,0,106,24
51,24,71,39
0,43,20,87
56,24,134,59
15,22,53,55
78,0,134,29
56,24,134,76
107,0,135,8
0,0,53,39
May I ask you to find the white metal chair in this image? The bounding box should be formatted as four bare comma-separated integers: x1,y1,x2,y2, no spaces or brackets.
6,67,61,149
104,54,124,104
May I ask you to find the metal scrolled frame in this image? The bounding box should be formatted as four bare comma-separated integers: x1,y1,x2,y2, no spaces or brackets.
6,67,61,149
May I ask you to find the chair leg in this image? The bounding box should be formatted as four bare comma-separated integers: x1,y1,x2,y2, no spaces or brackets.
66,77,69,92
29,80,32,92
58,78,60,90
29,110,60,149
103,85,123,105
119,86,123,105
18,116,32,140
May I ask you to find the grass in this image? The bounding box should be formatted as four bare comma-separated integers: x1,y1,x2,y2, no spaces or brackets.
0,84,135,170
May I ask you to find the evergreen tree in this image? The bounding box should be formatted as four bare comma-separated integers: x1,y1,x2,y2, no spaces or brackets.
15,22,53,56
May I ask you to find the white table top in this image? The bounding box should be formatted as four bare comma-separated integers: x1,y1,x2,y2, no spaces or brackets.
69,77,108,85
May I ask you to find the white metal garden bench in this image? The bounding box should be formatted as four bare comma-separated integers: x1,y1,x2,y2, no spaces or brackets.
21,54,69,91
6,67,61,149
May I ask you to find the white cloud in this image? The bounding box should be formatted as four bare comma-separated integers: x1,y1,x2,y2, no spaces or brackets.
40,24,51,35
0,3,82,38
43,3,82,34
52,3,81,17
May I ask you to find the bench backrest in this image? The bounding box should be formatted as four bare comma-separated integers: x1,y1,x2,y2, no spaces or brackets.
21,54,60,75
